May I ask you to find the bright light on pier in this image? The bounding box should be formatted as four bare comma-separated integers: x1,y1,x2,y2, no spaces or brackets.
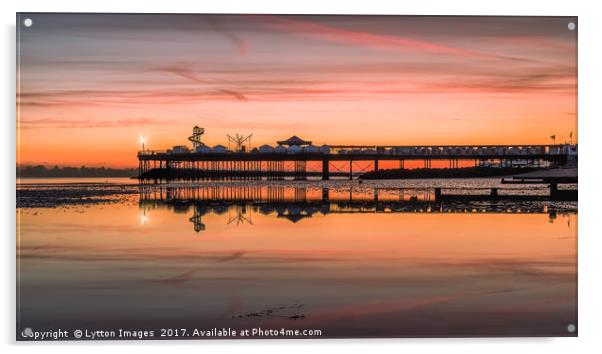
139,134,146,151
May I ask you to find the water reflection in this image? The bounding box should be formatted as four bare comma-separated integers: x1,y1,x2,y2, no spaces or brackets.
18,181,577,338
139,185,575,233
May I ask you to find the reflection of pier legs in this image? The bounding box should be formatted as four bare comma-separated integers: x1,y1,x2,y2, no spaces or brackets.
140,184,574,225
322,187,329,201
294,187,307,202
267,186,285,201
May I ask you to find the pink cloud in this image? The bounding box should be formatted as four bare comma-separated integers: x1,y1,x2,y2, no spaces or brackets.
255,15,484,57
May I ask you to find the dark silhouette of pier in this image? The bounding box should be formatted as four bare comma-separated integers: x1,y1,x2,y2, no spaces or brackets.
137,143,572,181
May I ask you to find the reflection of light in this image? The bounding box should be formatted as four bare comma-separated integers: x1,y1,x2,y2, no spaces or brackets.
140,214,149,225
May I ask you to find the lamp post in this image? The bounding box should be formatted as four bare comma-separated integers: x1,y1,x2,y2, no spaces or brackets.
139,135,145,152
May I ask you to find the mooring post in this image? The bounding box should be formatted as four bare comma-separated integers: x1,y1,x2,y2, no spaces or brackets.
322,187,329,201
434,187,441,201
550,183,558,199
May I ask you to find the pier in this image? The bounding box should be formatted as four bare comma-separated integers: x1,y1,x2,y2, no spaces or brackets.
137,128,576,181
138,144,572,181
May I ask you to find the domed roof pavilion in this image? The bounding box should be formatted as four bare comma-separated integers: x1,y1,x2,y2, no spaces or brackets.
277,135,312,146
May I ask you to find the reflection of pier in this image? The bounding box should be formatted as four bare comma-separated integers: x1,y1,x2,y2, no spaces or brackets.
138,185,576,232
432,176,577,201
140,180,576,204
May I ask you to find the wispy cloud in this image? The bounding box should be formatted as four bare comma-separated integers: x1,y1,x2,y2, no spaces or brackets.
18,66,574,111
153,64,249,101
254,15,480,56
252,15,551,65
20,117,174,129
206,16,248,55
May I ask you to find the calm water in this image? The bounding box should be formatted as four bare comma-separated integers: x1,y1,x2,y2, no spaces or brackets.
17,178,577,339
17,177,138,185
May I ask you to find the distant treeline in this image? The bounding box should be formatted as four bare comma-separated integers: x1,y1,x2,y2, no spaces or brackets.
360,166,543,180
18,165,138,178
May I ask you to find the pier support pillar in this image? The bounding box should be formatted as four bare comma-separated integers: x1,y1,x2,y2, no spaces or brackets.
294,160,307,180
322,159,330,180
349,160,353,180
490,188,498,198
374,159,379,171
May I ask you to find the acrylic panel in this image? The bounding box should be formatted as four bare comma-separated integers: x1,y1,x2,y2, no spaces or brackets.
16,13,578,340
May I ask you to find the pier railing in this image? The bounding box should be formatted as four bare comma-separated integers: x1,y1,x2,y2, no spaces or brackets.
139,144,573,158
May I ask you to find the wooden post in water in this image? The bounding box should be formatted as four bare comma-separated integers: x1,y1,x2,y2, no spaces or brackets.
550,183,558,199
322,187,329,201
434,187,442,201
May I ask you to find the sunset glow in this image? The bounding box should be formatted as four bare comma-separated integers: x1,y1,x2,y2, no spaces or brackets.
17,15,577,168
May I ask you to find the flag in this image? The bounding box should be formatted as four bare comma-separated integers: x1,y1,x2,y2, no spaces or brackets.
569,131,573,138
550,134,556,140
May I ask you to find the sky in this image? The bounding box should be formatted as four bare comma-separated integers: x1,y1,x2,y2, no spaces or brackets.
17,14,577,168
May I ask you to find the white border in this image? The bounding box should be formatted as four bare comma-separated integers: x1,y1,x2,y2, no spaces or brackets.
2,1,601,353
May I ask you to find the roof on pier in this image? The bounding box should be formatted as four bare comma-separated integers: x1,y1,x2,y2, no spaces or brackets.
277,135,312,146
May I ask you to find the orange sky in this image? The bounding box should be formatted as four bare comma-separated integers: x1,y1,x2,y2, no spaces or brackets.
17,14,577,168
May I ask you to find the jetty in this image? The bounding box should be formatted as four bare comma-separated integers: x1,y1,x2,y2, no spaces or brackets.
138,127,576,181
